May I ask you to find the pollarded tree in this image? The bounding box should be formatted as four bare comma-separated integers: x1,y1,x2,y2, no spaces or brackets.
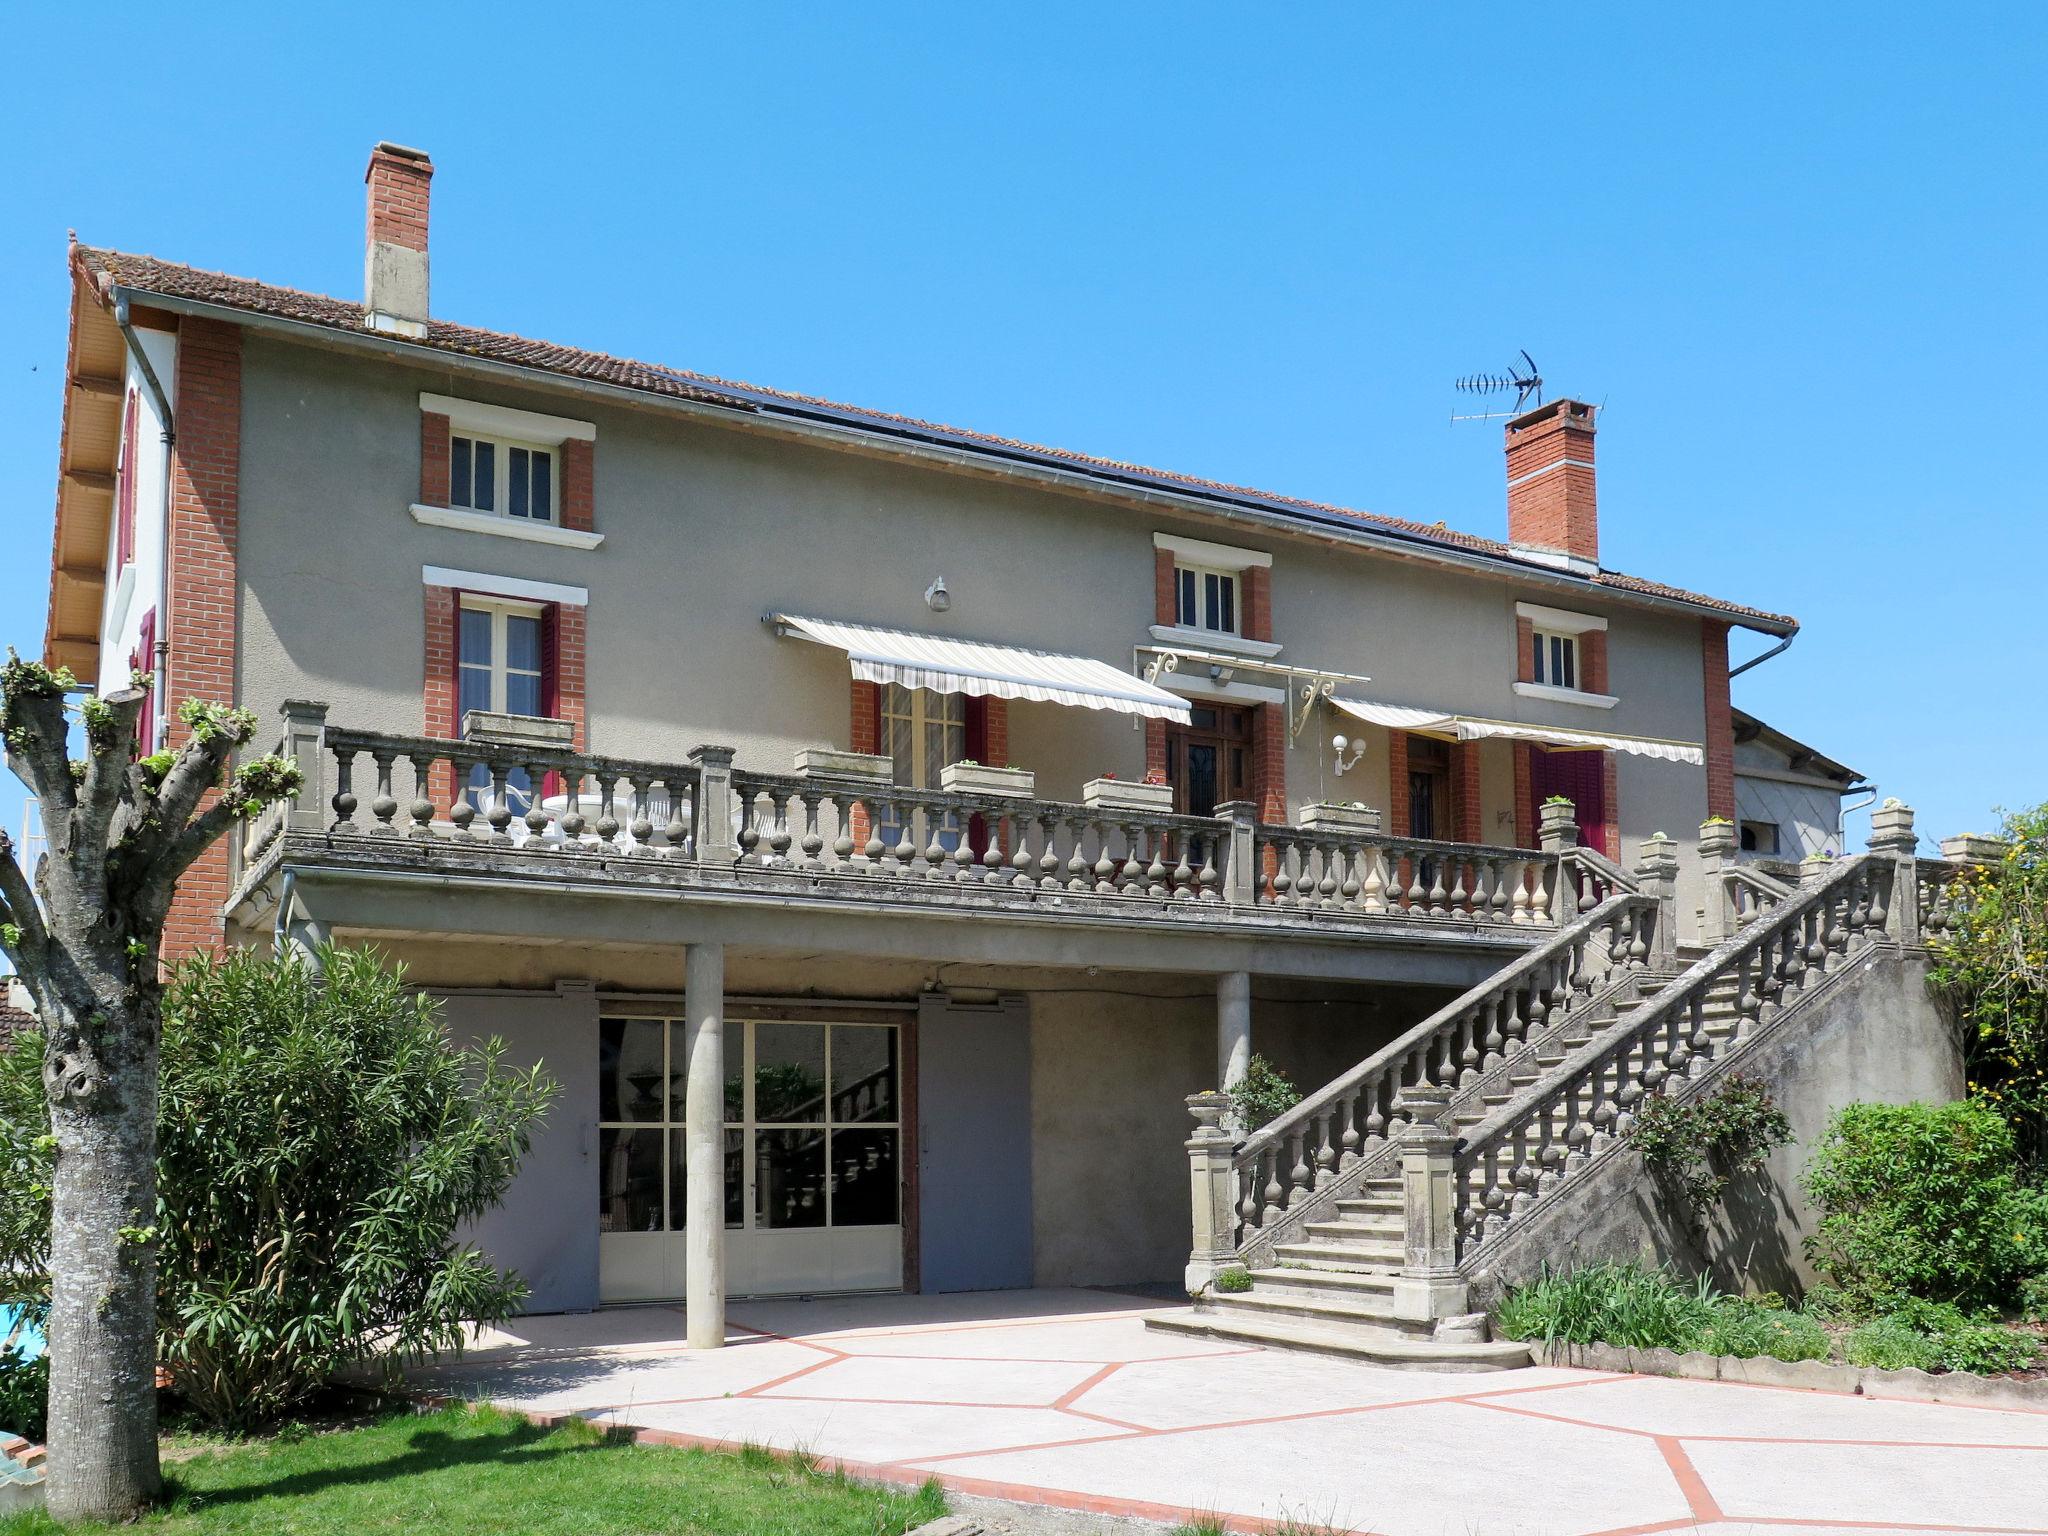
0,652,300,1524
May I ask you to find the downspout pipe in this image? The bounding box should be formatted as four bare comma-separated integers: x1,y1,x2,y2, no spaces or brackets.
113,300,175,749
1728,630,1794,679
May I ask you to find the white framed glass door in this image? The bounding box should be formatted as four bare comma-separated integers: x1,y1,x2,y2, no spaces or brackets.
598,1014,903,1302
878,684,967,853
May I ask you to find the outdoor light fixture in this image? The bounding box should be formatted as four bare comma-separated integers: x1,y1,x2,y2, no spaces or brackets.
1332,733,1367,777
1208,663,1236,685
924,576,951,612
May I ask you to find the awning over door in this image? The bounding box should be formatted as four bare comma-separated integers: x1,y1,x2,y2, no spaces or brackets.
1328,696,1704,765
770,613,1193,722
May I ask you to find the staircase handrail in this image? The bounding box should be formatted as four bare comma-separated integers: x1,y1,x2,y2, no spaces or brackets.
1449,853,1890,1265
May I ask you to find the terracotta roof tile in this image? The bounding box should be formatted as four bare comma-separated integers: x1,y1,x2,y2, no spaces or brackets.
76,244,1795,632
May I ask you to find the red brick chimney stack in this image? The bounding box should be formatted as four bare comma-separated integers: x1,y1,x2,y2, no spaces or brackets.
1504,398,1599,573
363,142,434,336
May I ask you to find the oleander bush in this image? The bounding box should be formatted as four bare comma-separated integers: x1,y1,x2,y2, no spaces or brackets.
1627,1076,1792,1225
1229,1055,1302,1132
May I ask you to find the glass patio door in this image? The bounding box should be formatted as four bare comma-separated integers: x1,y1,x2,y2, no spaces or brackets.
877,684,967,854
598,1014,903,1302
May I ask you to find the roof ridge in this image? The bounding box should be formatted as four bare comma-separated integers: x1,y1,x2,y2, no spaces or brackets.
72,244,1795,631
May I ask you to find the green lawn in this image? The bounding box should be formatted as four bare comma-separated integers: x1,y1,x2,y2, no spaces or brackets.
1,1404,948,1535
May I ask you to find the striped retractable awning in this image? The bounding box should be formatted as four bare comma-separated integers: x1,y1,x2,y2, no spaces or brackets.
1328,696,1704,765
772,613,1193,722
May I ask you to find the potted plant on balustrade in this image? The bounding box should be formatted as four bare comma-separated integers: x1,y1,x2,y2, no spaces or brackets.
1082,769,1174,814
938,759,1036,797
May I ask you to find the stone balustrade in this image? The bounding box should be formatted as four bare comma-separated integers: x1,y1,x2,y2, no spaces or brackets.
1450,849,1899,1263
1220,887,1665,1264
256,707,1619,936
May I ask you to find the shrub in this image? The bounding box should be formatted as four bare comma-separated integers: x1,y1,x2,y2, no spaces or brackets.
1931,1323,2040,1375
1927,802,2047,1168
1230,1055,1301,1132
1213,1266,1253,1294
1802,1100,2048,1310
1493,1263,1718,1349
2022,1272,2048,1324
1628,1077,1792,1225
0,1339,46,1443
0,947,557,1431
1846,1319,1942,1371
1700,1300,1829,1363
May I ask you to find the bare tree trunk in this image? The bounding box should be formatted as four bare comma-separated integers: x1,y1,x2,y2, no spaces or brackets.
41,978,162,1523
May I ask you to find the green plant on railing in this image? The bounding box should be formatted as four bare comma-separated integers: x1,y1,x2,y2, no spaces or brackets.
1229,1055,1301,1131
1543,795,1575,807
1627,1076,1792,1226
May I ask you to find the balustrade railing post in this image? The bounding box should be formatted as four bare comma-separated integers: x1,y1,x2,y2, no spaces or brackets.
687,745,740,866
1538,801,1578,926
1866,799,1920,944
1217,800,1259,904
1633,832,1680,969
279,700,330,834
1391,1084,1469,1324
1183,1091,1240,1294
1698,818,1738,944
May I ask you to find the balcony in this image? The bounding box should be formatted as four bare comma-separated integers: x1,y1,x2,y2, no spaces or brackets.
231,705,1648,981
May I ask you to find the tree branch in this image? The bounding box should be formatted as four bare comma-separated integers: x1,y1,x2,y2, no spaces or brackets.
71,689,146,869
152,727,244,838
3,686,77,818
0,828,49,967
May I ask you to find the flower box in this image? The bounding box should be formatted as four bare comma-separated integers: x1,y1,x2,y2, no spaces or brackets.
939,762,1036,798
461,711,574,751
794,748,894,783
1083,777,1174,814
1298,802,1382,836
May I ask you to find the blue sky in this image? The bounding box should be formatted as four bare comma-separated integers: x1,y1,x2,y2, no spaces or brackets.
2,4,2043,880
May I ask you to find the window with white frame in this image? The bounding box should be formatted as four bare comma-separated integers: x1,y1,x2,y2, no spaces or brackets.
1531,627,1579,690
1176,564,1239,635
458,597,546,719
451,434,556,524
876,684,967,853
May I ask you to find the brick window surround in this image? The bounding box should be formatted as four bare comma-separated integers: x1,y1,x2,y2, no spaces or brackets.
424,584,588,808
420,407,595,533
1702,619,1736,821
1148,546,1282,824
848,681,1007,851
162,317,242,960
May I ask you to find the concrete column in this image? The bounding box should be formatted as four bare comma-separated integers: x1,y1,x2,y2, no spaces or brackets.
1632,832,1681,970
1217,970,1252,1091
277,699,330,833
683,941,727,1349
1183,1092,1238,1295
688,745,740,865
1697,819,1738,943
1390,1084,1469,1323
1865,800,1919,944
1216,800,1260,904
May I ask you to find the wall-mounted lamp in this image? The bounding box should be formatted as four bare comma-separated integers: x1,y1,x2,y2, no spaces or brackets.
924,576,951,613
1332,733,1367,777
1208,663,1236,685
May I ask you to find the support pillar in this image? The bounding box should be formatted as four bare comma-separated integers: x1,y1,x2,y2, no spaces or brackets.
684,941,726,1349
1697,818,1738,943
1390,1084,1469,1323
1183,1091,1237,1295
1632,832,1681,970
1217,800,1259,904
1217,970,1252,1092
1867,801,1920,945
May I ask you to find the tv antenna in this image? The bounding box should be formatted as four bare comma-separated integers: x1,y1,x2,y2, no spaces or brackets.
1451,350,1543,421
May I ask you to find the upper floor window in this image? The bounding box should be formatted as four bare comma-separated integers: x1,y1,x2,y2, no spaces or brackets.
459,597,545,719
1176,564,1239,635
1531,627,1578,690
451,435,555,524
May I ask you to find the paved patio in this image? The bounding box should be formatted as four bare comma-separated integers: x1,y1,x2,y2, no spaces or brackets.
410,1288,2048,1535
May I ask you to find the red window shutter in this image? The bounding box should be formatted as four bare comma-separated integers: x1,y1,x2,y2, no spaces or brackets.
116,391,139,569
539,604,563,798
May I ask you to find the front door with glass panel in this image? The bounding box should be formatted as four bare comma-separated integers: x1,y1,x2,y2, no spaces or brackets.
1165,704,1253,818
598,1015,904,1301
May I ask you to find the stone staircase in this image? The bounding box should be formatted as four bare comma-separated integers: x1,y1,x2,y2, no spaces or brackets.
1147,814,1960,1372
1154,956,1748,1367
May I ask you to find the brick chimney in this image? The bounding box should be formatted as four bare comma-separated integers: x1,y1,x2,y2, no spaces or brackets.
1504,398,1599,573
363,142,434,337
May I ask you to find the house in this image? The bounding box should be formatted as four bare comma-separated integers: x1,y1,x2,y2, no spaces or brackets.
1731,709,1868,864
37,144,1963,1359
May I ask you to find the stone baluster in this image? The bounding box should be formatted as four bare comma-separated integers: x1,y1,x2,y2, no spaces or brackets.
446,752,477,836
1361,843,1388,914
405,752,436,837
559,773,589,845
1066,815,1092,891
365,750,399,835
520,761,550,843
1183,1092,1240,1294
1145,826,1170,898
632,775,661,855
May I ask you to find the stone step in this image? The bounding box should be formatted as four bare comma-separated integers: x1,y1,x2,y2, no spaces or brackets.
1303,1218,1411,1244
1145,1309,1533,1372
1195,1286,1415,1333
1249,1265,1402,1300
1270,1241,1400,1274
